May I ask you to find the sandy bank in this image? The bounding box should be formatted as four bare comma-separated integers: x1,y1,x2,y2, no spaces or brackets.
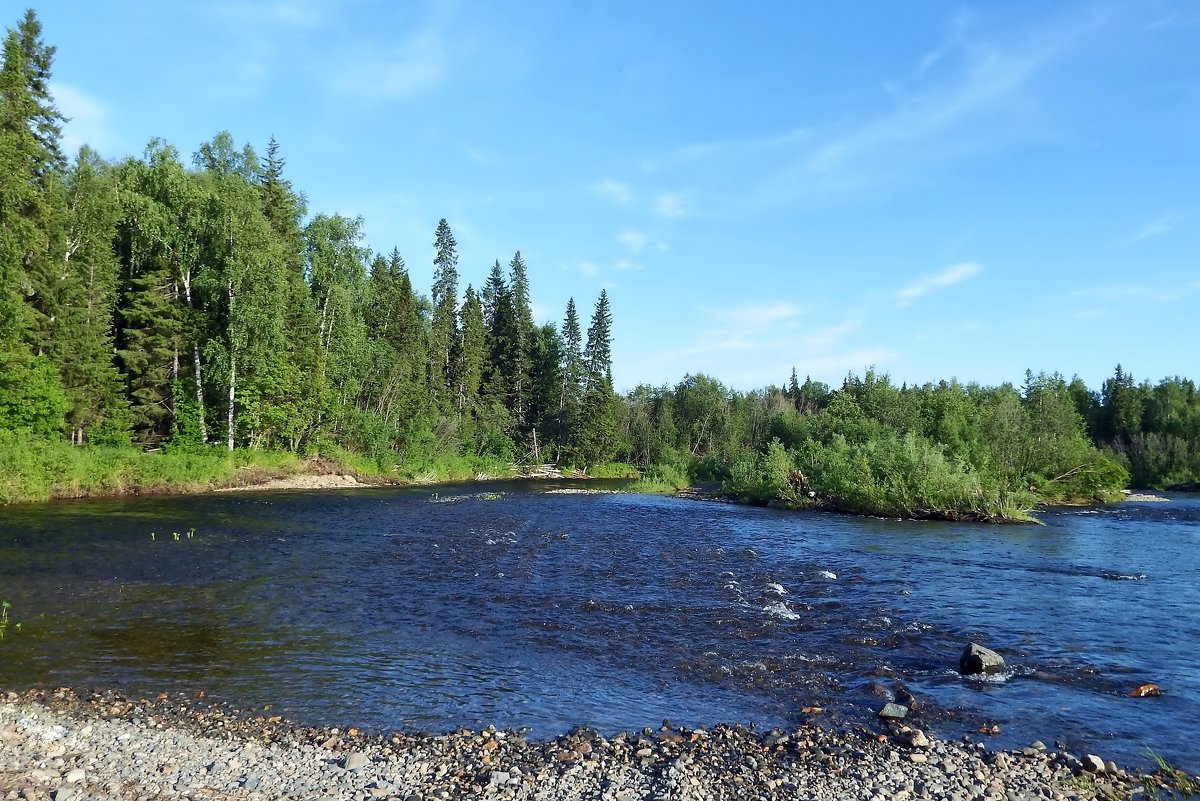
214,473,383,492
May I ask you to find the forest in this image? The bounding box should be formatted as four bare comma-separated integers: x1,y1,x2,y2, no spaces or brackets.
2,10,1198,516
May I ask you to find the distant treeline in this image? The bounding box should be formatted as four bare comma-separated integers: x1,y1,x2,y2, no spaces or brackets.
2,11,1196,517
621,367,1199,521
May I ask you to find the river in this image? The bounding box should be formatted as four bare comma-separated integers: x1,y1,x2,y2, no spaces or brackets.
1,483,1196,771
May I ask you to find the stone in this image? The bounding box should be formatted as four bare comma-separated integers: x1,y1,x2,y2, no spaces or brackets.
878,703,909,720
959,643,1005,675
1128,683,1161,697
343,752,370,771
64,769,85,784
1082,754,1106,773
897,728,930,748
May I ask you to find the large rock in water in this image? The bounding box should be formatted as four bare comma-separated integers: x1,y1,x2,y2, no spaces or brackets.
959,642,1005,675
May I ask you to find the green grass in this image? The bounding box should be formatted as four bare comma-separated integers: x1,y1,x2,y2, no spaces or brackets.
1142,752,1200,800
584,461,641,479
627,461,692,494
0,432,533,505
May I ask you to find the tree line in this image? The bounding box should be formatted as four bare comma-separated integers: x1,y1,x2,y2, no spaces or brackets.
0,11,619,469
3,10,1196,516
620,366,1199,519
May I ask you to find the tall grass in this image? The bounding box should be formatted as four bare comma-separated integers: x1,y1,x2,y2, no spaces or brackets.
0,432,306,504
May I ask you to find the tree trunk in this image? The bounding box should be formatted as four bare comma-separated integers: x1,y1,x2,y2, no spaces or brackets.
227,352,236,451
182,268,208,444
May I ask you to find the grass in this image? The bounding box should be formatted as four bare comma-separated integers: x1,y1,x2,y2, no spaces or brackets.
0,432,532,505
0,432,314,504
1141,752,1200,800
583,461,641,479
627,461,692,494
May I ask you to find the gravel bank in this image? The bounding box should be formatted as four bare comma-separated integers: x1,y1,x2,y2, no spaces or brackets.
0,689,1152,801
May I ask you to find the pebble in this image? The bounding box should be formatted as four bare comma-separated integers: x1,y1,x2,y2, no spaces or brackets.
0,688,1151,801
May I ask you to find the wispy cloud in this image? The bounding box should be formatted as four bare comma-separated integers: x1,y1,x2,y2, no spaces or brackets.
209,0,327,28
577,257,642,277
1144,13,1177,31
807,20,1087,178
896,262,982,306
654,192,688,218
1068,283,1183,303
1123,213,1184,244
660,9,1103,217
700,302,805,330
592,178,633,204
332,26,446,99
52,83,114,156
631,306,887,389
616,229,647,252
641,126,809,172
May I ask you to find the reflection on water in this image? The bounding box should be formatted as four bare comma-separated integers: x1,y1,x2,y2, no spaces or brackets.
0,484,1197,770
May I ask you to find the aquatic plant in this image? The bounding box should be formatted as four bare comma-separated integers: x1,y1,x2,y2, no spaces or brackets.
0,601,17,639
1142,751,1200,799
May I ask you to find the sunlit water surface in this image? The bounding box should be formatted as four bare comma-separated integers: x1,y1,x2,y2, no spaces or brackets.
1,483,1196,771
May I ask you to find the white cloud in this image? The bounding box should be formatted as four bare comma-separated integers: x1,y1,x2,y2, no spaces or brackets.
654,192,688,218
896,262,982,306
331,27,446,99
52,83,114,156
591,178,633,204
616,229,648,252
1123,213,1184,245
702,302,805,330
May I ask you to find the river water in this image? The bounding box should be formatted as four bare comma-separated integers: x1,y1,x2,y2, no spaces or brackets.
1,484,1196,770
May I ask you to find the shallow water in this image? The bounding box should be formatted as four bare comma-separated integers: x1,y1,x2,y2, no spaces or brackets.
1,484,1196,770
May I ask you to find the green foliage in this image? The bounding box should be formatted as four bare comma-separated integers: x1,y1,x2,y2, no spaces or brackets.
627,459,692,494
0,347,68,437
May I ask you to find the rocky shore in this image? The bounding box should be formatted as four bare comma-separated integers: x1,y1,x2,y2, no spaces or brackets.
0,688,1154,801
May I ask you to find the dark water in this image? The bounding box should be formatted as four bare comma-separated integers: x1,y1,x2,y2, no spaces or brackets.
1,484,1196,771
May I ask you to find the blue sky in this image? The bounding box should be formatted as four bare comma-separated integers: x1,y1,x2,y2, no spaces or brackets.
29,0,1200,392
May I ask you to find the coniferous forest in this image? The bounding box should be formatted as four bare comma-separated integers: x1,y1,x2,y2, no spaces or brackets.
2,10,1199,516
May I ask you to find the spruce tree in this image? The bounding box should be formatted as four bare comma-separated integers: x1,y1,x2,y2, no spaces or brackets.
429,218,459,404
577,290,618,464
454,285,486,417
508,251,534,428
557,297,584,457
583,289,613,386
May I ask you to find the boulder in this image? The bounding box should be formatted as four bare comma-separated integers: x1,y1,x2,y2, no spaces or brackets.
959,642,1005,675
878,703,908,720
1128,683,1161,697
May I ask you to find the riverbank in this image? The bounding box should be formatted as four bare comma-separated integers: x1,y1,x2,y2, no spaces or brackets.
0,433,646,505
0,688,1158,801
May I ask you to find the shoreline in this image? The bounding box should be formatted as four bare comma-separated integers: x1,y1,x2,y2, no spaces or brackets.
0,687,1159,801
